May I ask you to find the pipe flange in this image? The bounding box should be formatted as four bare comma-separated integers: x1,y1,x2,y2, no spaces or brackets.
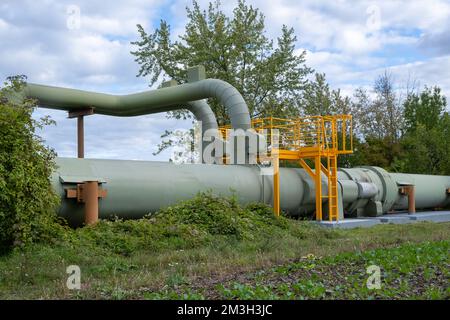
361,166,398,213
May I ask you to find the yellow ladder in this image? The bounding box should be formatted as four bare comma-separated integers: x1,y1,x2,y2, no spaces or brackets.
326,155,339,221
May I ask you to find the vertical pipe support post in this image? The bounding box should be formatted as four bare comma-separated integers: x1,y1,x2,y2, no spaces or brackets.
77,115,84,158
83,181,100,225
68,108,94,159
272,148,280,217
65,180,107,226
400,185,416,214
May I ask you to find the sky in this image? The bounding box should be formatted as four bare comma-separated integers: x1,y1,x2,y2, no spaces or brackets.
1,0,449,161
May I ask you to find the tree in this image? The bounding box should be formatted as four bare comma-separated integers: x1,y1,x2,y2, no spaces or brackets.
401,86,449,175
351,87,371,137
404,86,447,132
373,72,404,145
0,76,60,253
350,72,405,170
300,73,352,116
355,72,403,144
131,0,312,125
301,73,332,116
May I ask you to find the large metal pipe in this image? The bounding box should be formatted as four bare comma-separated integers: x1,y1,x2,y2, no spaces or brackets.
24,78,250,130
187,99,218,133
159,79,219,134
52,158,450,225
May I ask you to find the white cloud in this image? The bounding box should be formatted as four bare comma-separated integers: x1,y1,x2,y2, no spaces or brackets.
0,0,195,161
320,55,450,102
2,0,450,161
0,0,166,90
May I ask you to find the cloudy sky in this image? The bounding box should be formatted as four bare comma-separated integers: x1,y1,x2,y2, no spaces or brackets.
1,0,449,160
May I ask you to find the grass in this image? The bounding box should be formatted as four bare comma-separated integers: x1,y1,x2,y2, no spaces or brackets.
0,193,448,299
212,241,449,299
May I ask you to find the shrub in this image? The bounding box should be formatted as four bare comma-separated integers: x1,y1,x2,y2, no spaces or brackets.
68,192,287,255
0,76,60,253
151,192,286,240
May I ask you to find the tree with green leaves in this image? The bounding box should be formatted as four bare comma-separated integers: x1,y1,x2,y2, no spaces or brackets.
354,72,403,144
300,73,352,116
131,0,312,125
349,72,405,170
0,76,60,253
401,86,449,175
404,86,447,132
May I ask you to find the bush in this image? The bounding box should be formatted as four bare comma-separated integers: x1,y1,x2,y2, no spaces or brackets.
0,76,60,253
66,192,288,256
151,192,287,240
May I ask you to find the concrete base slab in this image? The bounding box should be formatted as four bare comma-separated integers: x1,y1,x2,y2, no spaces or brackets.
378,215,412,224
317,219,379,229
406,211,450,222
380,211,450,223
316,211,450,229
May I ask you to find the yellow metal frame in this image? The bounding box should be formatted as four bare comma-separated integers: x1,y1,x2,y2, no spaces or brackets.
220,115,353,221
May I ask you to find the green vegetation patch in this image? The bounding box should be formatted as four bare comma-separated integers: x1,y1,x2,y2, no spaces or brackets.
66,192,291,257
0,200,448,299
193,241,450,300
0,76,60,253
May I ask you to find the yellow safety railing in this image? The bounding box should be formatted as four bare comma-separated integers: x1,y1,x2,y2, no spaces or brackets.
219,114,353,222
220,115,353,155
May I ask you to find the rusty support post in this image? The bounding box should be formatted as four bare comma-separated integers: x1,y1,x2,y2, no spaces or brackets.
68,108,94,159
65,180,107,226
84,181,99,225
407,186,415,214
77,116,84,158
400,185,415,214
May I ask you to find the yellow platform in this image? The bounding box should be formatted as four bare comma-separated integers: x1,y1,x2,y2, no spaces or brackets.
220,115,353,221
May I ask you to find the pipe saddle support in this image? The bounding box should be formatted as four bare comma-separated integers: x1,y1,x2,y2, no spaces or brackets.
399,185,416,214
66,181,107,225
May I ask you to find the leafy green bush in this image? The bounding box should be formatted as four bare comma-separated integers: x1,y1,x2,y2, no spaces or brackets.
155,193,242,237
153,192,287,240
66,192,288,255
0,76,60,253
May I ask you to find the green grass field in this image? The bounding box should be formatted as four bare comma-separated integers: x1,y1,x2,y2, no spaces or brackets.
0,194,448,299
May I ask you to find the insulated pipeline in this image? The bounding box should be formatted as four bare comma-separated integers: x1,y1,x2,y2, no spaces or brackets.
24,78,250,130
52,158,450,225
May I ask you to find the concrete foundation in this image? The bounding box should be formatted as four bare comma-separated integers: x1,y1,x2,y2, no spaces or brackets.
317,211,450,229
317,219,379,229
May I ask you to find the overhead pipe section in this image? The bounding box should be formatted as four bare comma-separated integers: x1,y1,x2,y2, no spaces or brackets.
160,79,219,161
23,66,251,131
23,66,250,162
